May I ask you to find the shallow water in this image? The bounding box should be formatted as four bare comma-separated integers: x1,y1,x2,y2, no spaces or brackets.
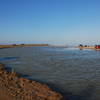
0,47,100,100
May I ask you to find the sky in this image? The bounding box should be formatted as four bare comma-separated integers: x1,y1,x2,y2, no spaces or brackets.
0,0,100,45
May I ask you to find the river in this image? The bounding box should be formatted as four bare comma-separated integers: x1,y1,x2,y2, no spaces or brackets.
0,47,100,100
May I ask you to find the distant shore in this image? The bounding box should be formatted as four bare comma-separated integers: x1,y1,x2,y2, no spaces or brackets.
75,46,100,50
76,46,95,49
0,63,63,100
0,44,49,49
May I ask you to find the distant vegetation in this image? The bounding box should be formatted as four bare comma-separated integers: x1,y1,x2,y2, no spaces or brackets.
0,44,49,49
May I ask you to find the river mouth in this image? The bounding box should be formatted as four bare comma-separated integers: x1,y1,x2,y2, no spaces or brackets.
0,47,100,100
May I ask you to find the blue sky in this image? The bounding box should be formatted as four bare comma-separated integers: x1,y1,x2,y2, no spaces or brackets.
0,0,100,45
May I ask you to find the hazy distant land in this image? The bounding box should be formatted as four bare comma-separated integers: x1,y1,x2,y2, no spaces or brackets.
0,44,49,49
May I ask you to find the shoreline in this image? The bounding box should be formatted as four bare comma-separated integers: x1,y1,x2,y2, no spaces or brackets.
75,46,99,50
0,63,63,100
0,44,49,49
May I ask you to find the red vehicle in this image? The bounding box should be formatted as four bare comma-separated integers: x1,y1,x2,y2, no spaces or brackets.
95,45,100,49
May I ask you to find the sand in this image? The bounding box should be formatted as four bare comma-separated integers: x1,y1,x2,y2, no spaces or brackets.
0,63,63,100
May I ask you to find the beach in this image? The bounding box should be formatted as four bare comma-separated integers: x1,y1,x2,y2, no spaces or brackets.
75,46,95,50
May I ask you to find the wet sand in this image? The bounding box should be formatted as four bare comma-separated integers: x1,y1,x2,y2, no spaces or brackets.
0,63,63,100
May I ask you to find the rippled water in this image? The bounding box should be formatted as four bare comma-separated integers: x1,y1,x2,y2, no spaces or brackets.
0,47,100,100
